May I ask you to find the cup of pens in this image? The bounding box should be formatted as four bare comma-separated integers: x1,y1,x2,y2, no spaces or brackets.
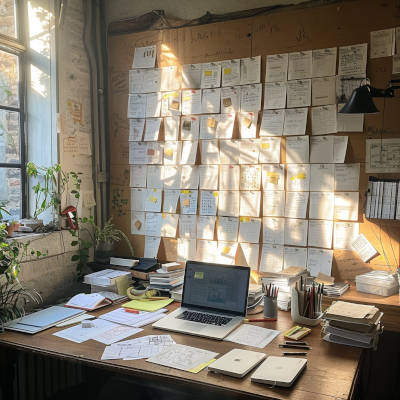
263,284,278,319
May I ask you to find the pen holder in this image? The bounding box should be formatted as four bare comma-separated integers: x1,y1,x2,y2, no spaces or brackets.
263,296,278,318
290,288,322,327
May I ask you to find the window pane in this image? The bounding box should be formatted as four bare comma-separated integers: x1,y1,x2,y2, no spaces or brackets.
0,109,19,162
0,49,19,107
0,0,17,38
0,167,21,220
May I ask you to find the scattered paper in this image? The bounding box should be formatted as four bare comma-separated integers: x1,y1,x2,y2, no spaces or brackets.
265,53,288,82
334,222,359,250
260,244,284,273
224,324,280,348
338,43,368,76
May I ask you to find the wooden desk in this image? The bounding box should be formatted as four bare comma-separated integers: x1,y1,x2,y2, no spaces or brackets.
0,306,361,400
322,284,400,333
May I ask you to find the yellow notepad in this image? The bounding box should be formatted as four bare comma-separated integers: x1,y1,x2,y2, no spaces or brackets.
122,298,174,312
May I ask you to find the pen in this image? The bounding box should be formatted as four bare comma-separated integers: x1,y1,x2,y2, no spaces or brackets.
282,352,307,356
285,341,308,346
244,318,277,322
124,308,140,314
279,344,311,350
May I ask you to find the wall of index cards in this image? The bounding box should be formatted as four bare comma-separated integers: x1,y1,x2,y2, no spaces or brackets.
127,42,368,278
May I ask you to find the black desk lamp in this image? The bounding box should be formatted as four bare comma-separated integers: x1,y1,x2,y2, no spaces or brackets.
339,79,400,114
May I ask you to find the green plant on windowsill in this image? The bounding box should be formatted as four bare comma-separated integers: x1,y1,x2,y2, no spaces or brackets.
0,201,10,221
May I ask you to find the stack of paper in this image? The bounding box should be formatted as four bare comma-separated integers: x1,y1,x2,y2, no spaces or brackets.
98,307,168,327
323,282,350,297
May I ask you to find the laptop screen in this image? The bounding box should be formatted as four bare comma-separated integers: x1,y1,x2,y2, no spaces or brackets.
182,261,250,316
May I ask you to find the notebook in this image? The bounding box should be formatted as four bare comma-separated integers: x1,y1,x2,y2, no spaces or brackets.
208,349,266,378
65,293,113,311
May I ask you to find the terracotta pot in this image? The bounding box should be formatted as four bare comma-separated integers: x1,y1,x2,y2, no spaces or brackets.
7,223,20,237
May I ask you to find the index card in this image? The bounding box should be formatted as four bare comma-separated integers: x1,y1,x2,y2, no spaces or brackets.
262,217,284,245
286,164,310,191
177,238,196,261
338,44,368,76
283,108,308,136
132,45,156,69
160,66,180,91
260,109,285,137
284,246,307,269
144,212,162,236
180,140,198,165
163,166,181,189
144,188,162,212
200,140,220,164
146,165,163,189
220,140,240,164
146,92,162,117
240,191,261,217
238,112,258,138
370,28,395,58
199,191,218,216
163,189,180,213
129,68,161,93
312,47,337,77
180,116,200,140
265,53,288,82
334,163,360,191
197,215,216,240
311,105,337,135
219,165,240,190
309,192,334,220
239,243,259,270
217,216,239,242
180,165,199,189
129,141,145,164
285,136,309,163
312,76,336,106
143,118,162,141
200,114,218,139
127,94,146,118
333,136,348,163
221,59,241,86
259,244,284,273
262,164,285,191
131,188,146,211
240,56,261,84
199,165,219,190
310,164,334,191
181,89,202,115
164,116,180,140
129,119,145,141
147,142,163,164
179,190,198,214
161,91,181,116
201,88,221,114
182,64,202,89
337,104,364,132
263,82,287,110
239,139,260,164
238,217,261,243
307,248,333,277
196,240,217,263
163,141,181,165
216,113,235,139
130,165,147,187
310,136,334,163
284,218,308,247
286,79,311,108
351,234,379,263
240,165,261,190
259,137,281,164
216,242,238,265
201,62,221,88
334,222,359,250
220,86,240,113
284,191,309,219
218,191,240,217
240,84,262,112
161,213,179,238
144,236,161,258
131,211,145,235
334,192,359,221
262,190,285,217
308,220,333,249
288,51,312,80
179,214,197,238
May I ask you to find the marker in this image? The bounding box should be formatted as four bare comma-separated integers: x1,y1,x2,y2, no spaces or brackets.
279,344,311,350
124,308,139,314
244,318,277,322
285,341,308,346
282,352,307,356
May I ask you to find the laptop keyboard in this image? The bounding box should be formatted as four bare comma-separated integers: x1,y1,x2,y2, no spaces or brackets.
178,311,232,326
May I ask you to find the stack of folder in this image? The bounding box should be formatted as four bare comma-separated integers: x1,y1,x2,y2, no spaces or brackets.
322,301,383,349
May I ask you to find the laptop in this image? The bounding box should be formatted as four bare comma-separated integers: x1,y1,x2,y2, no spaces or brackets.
152,261,250,340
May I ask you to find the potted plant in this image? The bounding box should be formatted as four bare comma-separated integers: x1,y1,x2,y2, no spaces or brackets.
0,201,10,221
6,220,20,238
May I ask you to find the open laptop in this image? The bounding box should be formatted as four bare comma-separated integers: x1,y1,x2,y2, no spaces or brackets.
152,261,250,340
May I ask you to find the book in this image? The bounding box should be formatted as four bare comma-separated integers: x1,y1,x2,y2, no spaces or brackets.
109,257,139,267
161,262,184,271
329,312,383,333
83,269,131,286
324,301,380,326
65,293,113,311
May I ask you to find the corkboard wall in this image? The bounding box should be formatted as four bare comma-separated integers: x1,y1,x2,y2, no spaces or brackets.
108,0,400,280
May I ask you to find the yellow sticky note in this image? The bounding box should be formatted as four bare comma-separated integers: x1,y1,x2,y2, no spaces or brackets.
149,196,158,203
181,190,190,194
204,70,212,76
240,216,250,222
189,359,217,374
213,191,218,197
224,67,232,75
297,173,306,180
207,118,216,128
194,271,204,279
162,213,166,218
165,148,174,157
122,298,174,312
222,246,231,255
243,117,252,128
261,143,270,149
153,188,158,192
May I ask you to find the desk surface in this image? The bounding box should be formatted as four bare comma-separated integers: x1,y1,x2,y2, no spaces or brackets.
0,305,361,400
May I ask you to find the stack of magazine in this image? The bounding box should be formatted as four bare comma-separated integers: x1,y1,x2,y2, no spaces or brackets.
322,301,383,349
148,262,185,293
323,282,350,297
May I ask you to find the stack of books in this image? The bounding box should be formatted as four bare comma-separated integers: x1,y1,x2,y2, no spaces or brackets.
322,301,383,349
323,282,350,297
148,262,185,293
247,284,263,311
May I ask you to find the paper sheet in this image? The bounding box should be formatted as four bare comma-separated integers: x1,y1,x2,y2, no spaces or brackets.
285,136,309,163
310,163,334,191
286,164,310,191
146,92,162,118
284,246,307,269
196,215,216,240
182,64,202,89
180,141,198,166
201,140,220,164
284,218,308,247
181,89,202,115
164,141,181,165
129,119,145,141
131,188,145,211
163,166,181,189
129,68,161,93
200,114,218,139
220,140,240,164
265,53,288,82
160,66,180,92
161,213,179,238
333,136,348,163
224,324,280,348
370,28,395,58
260,244,284,273
240,84,262,112
260,109,285,137
308,220,333,249
163,116,180,140
284,191,309,219
240,165,261,190
239,242,259,270
312,47,337,77
310,136,334,163
334,192,359,221
307,248,333,277
239,112,258,138
366,138,400,173
180,190,198,214
283,108,308,136
161,91,181,116
181,165,200,189
181,116,200,140
144,212,162,235
202,88,221,114
216,241,238,265
309,192,334,220
216,114,235,139
262,217,284,245
179,214,197,238
312,76,336,106
240,56,261,84
286,79,311,108
261,164,285,191
262,190,285,217
130,165,147,187
201,62,221,88
259,137,281,164
221,59,241,86
131,212,145,234
239,139,260,164
219,165,240,190
217,216,239,242
146,166,163,189
351,234,379,262
334,222,359,250
338,43,368,76
240,191,261,217
144,236,161,258
238,217,261,243
144,188,162,212
334,163,360,191
337,104,364,132
220,86,240,113
263,82,286,109
196,240,217,263
288,50,312,80
199,191,218,216
336,75,365,103
199,165,219,190
127,94,146,118
177,238,197,261
218,191,240,217
132,45,156,69
311,105,337,135
163,189,180,213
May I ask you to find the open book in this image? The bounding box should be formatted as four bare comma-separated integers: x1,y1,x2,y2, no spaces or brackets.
65,293,113,311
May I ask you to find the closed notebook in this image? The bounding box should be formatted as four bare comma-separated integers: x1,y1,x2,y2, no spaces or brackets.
208,349,266,378
65,293,113,311
251,356,307,387
325,301,379,325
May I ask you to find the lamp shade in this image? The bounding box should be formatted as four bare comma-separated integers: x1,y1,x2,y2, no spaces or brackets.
339,85,379,114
